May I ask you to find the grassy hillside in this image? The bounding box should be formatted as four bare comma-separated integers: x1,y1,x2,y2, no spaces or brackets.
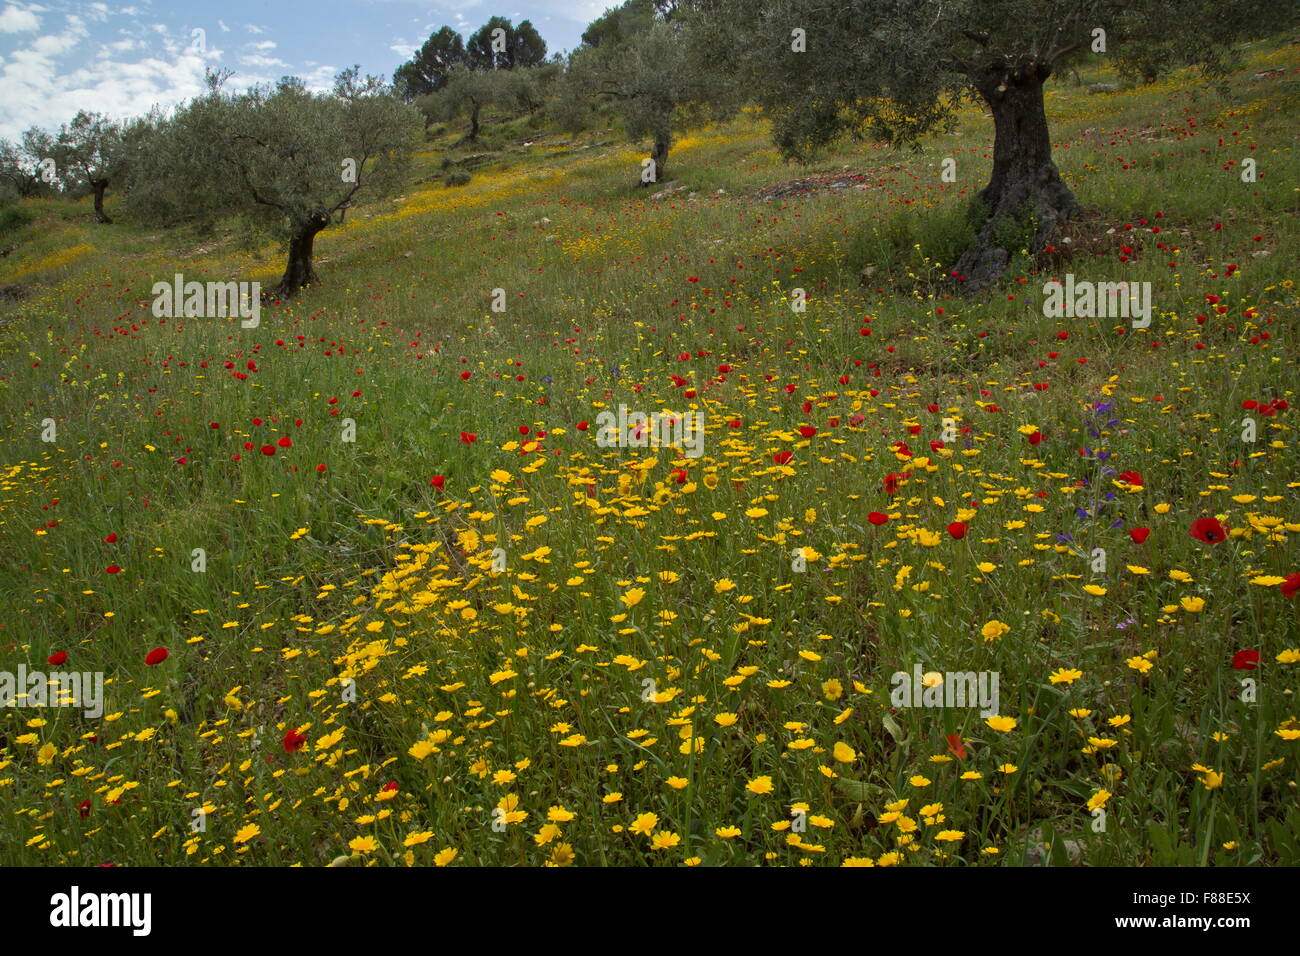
0,37,1297,867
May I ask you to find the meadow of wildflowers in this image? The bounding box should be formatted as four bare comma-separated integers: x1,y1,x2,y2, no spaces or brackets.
0,37,1297,871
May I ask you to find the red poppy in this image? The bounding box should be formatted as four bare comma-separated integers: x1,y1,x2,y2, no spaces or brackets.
1281,574,1300,600
1027,431,1044,446
382,781,399,792
77,800,92,818
282,727,307,753
945,522,966,540
773,451,793,465
260,445,276,456
460,371,472,380
315,464,326,472
1118,470,1143,486
576,421,589,431
48,651,68,666
1189,517,1227,544
946,733,967,759
798,425,817,438
868,512,889,526
1231,649,1260,671
277,435,292,448
103,532,117,543
883,473,904,495
460,432,477,444
105,564,122,574
430,475,445,490
144,647,169,666
1129,527,1151,544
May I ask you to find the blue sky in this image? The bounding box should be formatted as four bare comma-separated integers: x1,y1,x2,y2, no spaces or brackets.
0,0,610,139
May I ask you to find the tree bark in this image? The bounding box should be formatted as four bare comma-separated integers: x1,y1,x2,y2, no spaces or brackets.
271,212,330,299
91,179,112,224
468,100,481,141
950,60,1078,291
638,131,670,188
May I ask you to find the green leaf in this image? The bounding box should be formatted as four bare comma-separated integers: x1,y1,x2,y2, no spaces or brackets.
833,776,882,802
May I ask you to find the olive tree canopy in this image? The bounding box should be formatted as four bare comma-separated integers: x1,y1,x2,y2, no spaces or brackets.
125,69,422,298
568,0,726,187
51,111,125,223
692,0,1292,289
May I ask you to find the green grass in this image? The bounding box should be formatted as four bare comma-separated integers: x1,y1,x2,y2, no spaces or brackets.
0,37,1296,867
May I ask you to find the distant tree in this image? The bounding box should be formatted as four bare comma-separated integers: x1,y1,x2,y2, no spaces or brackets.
569,1,722,186
580,0,656,47
695,0,1295,290
393,26,467,101
510,20,549,68
500,64,557,115
0,129,56,199
50,111,123,223
419,65,510,143
466,17,548,71
125,70,422,297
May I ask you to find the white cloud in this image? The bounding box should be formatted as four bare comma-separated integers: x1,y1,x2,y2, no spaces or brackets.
0,13,249,139
300,64,338,90
238,52,287,69
0,4,40,33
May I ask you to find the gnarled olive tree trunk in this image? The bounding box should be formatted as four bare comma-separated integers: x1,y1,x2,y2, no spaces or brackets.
91,178,112,224
467,100,481,142
272,211,331,298
951,60,1079,291
638,131,670,188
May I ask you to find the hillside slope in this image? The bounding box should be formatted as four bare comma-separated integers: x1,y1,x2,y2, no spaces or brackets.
0,39,1297,867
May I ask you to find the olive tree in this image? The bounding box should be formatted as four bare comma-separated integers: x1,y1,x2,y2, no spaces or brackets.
0,129,57,199
125,70,422,298
416,65,510,144
694,0,1292,289
568,0,723,187
51,111,124,222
